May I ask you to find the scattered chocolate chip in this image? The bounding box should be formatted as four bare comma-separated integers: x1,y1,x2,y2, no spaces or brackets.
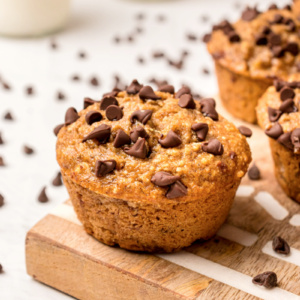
0,132,4,145
252,271,277,289
0,194,4,207
256,34,268,46
113,129,131,148
152,51,165,58
268,107,282,122
90,76,100,87
278,132,294,150
82,124,111,143
238,126,252,138
113,36,121,43
291,128,300,151
200,98,219,121
192,123,209,141
127,35,134,43
124,138,147,159
126,79,143,94
248,163,260,180
178,94,196,109
285,42,299,56
139,85,161,101
57,91,65,100
71,74,80,81
130,110,153,125
159,131,182,148
228,31,241,43
280,87,295,101
166,181,187,199
38,187,49,203
272,236,290,255
136,13,145,21
202,138,223,155
268,3,278,10
100,97,119,110
130,126,148,143
186,33,197,41
151,172,180,187
202,33,212,43
106,105,123,121
241,7,260,21
136,27,143,34
84,97,99,109
23,145,34,155
4,112,13,121
283,4,291,11
137,56,145,64
25,86,34,96
159,84,174,94
78,51,86,59
0,156,4,166
230,151,237,160
265,122,283,139
279,99,298,113
53,124,64,136
202,68,210,75
168,59,184,70
65,107,79,125
95,160,116,177
85,111,102,125
52,172,63,186
175,86,191,98
2,82,11,90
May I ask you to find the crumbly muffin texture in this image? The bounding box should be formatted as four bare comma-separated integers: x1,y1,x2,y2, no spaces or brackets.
56,81,251,204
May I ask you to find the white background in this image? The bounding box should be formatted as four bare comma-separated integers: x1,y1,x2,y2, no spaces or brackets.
0,0,290,299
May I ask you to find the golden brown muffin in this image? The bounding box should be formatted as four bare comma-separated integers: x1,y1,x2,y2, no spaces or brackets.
55,80,252,253
206,4,300,123
257,74,300,202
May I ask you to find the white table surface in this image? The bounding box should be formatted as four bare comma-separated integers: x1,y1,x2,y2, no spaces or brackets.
0,0,290,299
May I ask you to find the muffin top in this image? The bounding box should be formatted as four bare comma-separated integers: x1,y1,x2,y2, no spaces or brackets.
56,80,251,203
257,74,300,154
206,4,300,80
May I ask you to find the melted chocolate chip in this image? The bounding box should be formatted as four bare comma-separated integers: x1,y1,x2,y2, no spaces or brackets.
252,272,277,289
23,145,34,155
82,124,111,143
272,236,290,255
124,138,147,159
291,128,300,151
175,86,191,98
248,163,261,180
265,122,283,139
202,139,223,155
130,126,148,143
100,97,118,110
268,107,282,122
85,111,102,125
159,84,175,94
241,7,260,21
191,123,209,141
95,160,116,177
280,87,295,101
126,79,143,94
279,99,298,113
159,131,182,148
166,181,187,199
178,94,196,109
200,98,219,121
130,110,153,125
84,97,99,109
285,42,299,56
238,126,252,138
151,171,180,187
53,124,64,136
52,172,63,186
65,107,79,125
139,85,161,101
106,105,123,121
278,132,294,150
38,187,49,203
113,129,131,148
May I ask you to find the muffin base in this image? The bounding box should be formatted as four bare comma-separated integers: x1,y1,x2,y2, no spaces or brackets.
62,173,240,253
214,61,272,124
269,139,300,203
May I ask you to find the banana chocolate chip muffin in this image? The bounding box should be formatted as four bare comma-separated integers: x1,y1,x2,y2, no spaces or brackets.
55,80,252,253
205,4,300,123
257,74,300,203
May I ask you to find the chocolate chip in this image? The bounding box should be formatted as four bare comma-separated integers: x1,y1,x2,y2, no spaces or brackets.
137,56,145,64
23,145,34,155
159,131,182,148
238,126,252,138
130,110,153,125
278,132,294,150
274,80,285,92
200,98,219,121
57,91,65,100
38,187,49,203
71,74,80,81
113,36,121,43
230,151,237,160
126,79,143,94
139,85,161,101
272,236,290,255
202,33,212,43
152,51,165,58
90,76,100,87
241,7,260,21
175,86,191,98
187,33,197,41
265,122,283,139
202,139,223,155
95,160,116,177
268,107,282,122
285,42,299,56
105,105,123,121
202,68,210,75
0,132,4,145
280,87,295,101
248,163,260,180
168,59,184,70
103,88,120,98
283,4,291,11
269,33,282,47
0,156,4,166
82,124,111,143
124,138,147,159
271,46,284,58
271,14,284,24
85,111,102,125
52,172,63,186
151,172,180,187
2,82,11,90
262,26,272,35
78,51,86,59
26,86,34,95
228,31,241,43
65,107,79,125
159,84,175,94
53,124,64,136
84,97,99,109
252,271,277,288
256,34,268,46
4,112,13,120
279,99,298,113
0,194,4,207
178,94,196,109
113,129,131,148
130,126,148,143
268,3,278,10
291,128,300,151
192,123,209,141
166,181,187,199
100,97,118,111
50,39,57,49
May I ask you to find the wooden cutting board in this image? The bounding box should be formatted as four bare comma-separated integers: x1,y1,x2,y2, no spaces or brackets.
25,98,300,300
